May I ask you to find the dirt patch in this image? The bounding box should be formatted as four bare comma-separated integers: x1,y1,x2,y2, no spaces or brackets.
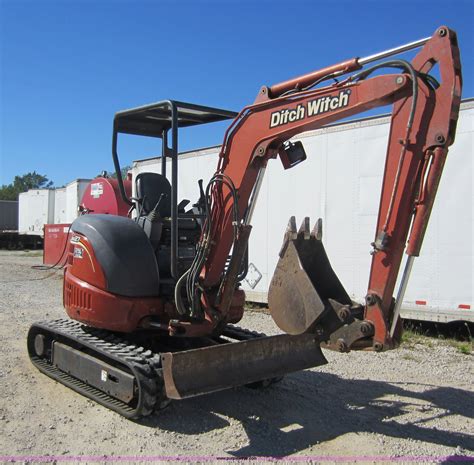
0,251,472,461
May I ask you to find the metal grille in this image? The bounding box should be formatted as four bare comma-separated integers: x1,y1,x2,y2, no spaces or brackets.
65,281,92,310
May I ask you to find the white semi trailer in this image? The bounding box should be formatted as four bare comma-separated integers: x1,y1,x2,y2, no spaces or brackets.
132,99,473,324
18,179,91,235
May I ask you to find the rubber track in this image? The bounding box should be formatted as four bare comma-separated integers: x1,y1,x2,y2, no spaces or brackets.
28,320,276,418
222,325,267,341
27,319,163,419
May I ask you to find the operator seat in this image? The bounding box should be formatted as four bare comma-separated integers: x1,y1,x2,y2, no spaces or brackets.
135,172,172,217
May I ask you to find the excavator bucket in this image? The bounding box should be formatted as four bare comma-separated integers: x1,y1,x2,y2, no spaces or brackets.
269,217,352,335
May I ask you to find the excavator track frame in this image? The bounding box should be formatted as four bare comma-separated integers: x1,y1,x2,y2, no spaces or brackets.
27,320,165,419
27,321,299,418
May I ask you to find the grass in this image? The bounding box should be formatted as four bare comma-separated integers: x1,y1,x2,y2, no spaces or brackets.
456,342,472,355
401,321,472,355
448,340,472,355
400,327,432,348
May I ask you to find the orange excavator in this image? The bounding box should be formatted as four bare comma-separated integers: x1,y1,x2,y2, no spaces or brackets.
28,26,462,418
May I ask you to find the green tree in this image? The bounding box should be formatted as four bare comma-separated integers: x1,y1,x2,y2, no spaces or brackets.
0,171,54,201
110,165,132,180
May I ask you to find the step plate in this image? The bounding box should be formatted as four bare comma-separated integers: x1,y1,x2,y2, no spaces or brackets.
161,333,327,399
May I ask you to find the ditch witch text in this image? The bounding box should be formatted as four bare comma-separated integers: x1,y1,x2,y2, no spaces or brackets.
270,90,351,128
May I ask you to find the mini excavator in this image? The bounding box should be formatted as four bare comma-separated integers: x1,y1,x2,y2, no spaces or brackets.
28,26,462,418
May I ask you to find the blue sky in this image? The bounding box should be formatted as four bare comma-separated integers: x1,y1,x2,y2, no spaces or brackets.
1,0,473,187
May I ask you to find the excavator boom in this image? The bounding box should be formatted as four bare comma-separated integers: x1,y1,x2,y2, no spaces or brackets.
171,26,461,352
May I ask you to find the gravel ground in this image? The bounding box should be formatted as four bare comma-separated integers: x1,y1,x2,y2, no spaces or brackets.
0,250,473,462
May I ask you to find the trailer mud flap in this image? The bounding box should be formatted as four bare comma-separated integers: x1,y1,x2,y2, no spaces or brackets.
161,333,326,399
269,216,352,335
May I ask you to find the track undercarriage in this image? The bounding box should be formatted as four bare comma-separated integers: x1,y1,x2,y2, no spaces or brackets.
27,320,325,419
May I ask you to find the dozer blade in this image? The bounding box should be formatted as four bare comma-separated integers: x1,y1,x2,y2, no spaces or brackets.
161,332,326,399
269,217,352,335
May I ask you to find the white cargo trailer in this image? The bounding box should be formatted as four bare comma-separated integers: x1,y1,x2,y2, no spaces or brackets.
132,99,473,323
18,189,55,235
54,179,91,224
54,188,67,224
65,179,90,223
20,179,91,233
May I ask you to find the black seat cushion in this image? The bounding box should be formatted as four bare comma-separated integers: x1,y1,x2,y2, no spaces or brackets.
135,172,172,217
72,214,160,297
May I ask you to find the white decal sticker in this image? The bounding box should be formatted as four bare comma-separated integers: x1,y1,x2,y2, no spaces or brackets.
245,263,262,289
73,247,83,258
90,182,104,199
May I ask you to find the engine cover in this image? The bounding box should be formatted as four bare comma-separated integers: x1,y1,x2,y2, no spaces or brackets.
70,214,160,297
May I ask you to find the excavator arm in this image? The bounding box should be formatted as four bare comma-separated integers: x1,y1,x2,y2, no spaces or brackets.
174,26,461,352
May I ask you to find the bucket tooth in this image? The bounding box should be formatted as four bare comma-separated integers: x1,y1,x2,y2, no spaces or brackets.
269,216,352,335
298,217,311,240
279,216,298,257
311,218,323,241
287,216,298,240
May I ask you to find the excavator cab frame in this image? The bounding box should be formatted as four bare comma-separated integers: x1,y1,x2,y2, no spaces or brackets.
111,100,238,278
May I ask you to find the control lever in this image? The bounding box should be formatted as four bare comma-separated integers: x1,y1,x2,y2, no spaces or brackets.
178,199,190,212
193,179,206,212
148,193,166,222
198,179,205,205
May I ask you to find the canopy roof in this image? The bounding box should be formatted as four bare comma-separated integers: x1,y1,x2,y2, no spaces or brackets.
114,100,238,137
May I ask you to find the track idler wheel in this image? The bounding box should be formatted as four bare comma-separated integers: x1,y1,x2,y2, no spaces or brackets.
268,216,352,335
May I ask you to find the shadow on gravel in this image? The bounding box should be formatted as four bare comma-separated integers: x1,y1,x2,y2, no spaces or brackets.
140,371,474,457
